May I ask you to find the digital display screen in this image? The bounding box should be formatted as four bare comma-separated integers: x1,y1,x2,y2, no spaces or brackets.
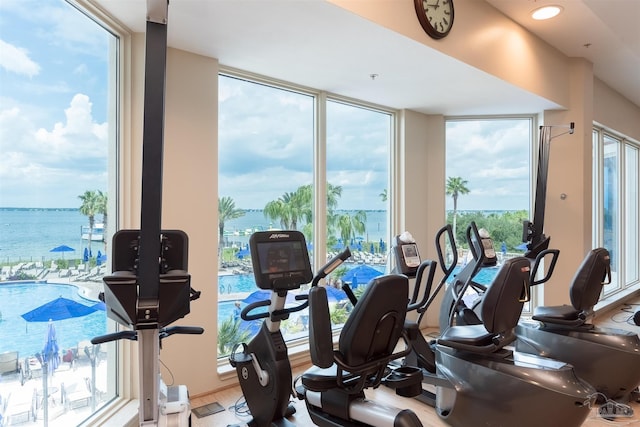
250,231,313,290
257,240,306,275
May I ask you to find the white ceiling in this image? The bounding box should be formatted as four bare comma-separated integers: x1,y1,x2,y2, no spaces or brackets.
487,0,640,109
91,0,639,115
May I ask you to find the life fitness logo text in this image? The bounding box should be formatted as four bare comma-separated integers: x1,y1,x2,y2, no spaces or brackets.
269,233,290,239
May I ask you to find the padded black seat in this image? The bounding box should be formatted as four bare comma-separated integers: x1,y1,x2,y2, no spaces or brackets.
299,274,423,427
532,248,611,327
303,274,410,393
437,257,531,354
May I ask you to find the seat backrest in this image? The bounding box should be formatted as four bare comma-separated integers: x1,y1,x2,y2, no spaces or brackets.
479,257,531,334
339,274,408,368
569,248,611,312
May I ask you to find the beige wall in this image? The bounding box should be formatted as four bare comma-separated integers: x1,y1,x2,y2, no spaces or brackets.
330,0,572,108
123,42,221,395
398,110,446,325
594,78,640,141
118,1,639,397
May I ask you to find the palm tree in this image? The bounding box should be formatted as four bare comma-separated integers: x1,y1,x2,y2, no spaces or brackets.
379,188,387,202
336,210,367,248
217,317,251,357
218,196,245,251
79,190,100,255
264,186,311,230
445,176,470,243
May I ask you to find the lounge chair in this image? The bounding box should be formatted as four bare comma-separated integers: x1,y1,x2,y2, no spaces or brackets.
19,357,42,385
3,388,36,425
61,378,91,410
0,352,19,376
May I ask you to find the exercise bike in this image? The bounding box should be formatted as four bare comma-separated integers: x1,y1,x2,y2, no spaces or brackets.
229,230,353,427
388,222,596,427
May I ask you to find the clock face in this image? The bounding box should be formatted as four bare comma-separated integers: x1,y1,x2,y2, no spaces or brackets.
415,0,454,39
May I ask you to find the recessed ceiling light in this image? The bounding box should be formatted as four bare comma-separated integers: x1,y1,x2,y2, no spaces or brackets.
531,5,563,20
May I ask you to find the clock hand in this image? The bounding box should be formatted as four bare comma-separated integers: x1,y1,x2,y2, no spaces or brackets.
425,0,441,9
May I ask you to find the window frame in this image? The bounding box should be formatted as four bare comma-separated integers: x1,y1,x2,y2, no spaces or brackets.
70,0,133,420
217,67,396,364
592,125,640,298
444,115,538,315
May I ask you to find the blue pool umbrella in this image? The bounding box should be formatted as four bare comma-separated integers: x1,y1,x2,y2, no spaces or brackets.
50,244,75,259
83,247,89,262
38,321,60,427
342,265,383,284
21,297,98,322
91,301,107,311
324,286,348,302
236,248,250,259
43,321,59,373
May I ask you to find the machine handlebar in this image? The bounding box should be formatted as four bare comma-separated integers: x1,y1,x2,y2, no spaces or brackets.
240,247,352,322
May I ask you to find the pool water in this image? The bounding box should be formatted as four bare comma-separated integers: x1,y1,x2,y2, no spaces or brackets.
448,265,500,285
0,282,106,357
218,274,258,295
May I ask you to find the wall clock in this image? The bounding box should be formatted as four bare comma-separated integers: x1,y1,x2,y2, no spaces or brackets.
414,0,454,40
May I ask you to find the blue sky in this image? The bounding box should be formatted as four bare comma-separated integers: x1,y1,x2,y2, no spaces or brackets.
0,0,531,212
446,119,531,211
0,0,109,208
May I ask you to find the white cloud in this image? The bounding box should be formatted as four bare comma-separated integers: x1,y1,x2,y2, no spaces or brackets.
0,39,40,77
0,93,107,207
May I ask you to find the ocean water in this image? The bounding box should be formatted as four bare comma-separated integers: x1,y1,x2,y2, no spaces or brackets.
0,208,98,264
222,209,388,248
0,208,388,264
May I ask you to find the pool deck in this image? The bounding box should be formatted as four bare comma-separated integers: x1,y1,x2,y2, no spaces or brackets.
0,352,108,426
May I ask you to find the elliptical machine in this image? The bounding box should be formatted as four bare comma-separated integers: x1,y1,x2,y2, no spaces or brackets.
229,230,352,427
438,122,640,403
389,222,597,427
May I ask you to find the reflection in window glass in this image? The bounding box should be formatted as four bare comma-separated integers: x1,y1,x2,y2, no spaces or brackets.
593,128,639,296
0,0,116,424
625,145,638,284
602,135,620,294
217,75,314,358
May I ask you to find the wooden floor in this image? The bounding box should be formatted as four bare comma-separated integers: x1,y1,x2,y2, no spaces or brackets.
191,300,640,427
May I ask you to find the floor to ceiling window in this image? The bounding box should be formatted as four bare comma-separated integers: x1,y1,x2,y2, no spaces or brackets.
445,117,534,311
593,127,640,296
0,0,118,424
217,72,392,361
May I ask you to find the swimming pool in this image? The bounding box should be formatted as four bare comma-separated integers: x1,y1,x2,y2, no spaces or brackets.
218,264,386,295
448,265,500,285
218,274,258,294
0,282,106,357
